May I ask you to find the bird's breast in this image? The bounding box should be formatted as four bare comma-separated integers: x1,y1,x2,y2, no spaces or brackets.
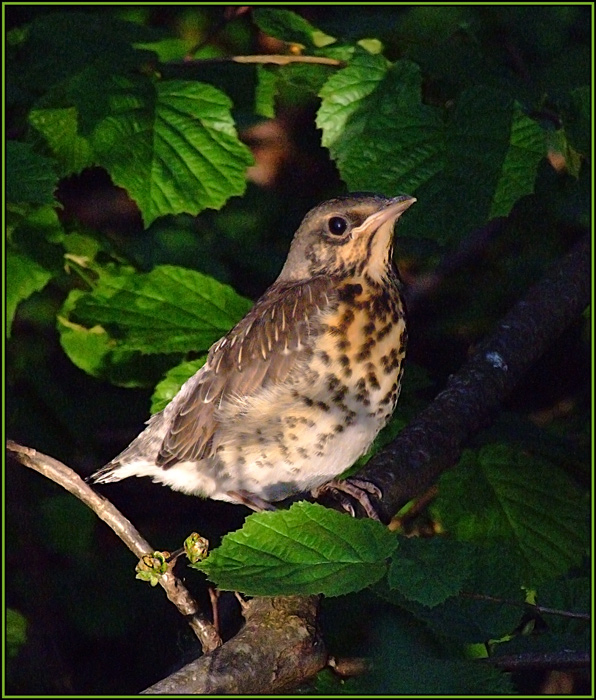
310,276,407,421
206,276,407,501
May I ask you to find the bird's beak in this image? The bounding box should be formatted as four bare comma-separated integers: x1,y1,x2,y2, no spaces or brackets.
354,195,416,236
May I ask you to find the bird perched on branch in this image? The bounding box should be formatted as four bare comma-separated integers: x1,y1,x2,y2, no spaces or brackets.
92,193,415,518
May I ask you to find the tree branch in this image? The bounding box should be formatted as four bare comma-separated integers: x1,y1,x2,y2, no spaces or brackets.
5,441,222,655
362,234,590,522
142,596,326,694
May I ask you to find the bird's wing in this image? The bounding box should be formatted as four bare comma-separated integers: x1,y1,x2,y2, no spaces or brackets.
157,275,337,467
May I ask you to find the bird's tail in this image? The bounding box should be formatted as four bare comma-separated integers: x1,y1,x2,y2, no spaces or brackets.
89,411,168,484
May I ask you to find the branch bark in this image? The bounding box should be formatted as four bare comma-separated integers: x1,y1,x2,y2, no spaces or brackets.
143,596,326,694
5,441,222,655
362,234,590,522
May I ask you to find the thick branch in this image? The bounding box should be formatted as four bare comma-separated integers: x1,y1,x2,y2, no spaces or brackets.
362,234,590,522
6,441,222,654
143,596,326,694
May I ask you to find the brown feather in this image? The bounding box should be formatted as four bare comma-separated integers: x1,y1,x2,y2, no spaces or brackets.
157,275,337,466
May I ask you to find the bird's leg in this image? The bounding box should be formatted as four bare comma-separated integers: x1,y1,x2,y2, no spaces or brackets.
312,478,383,521
227,490,277,512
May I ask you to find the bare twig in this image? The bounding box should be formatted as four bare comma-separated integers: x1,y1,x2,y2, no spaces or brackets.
175,54,342,67
5,441,222,654
388,485,439,532
460,592,590,621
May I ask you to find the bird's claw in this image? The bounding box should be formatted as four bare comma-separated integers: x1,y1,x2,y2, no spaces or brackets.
312,478,383,520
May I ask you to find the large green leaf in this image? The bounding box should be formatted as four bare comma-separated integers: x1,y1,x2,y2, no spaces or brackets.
92,78,254,226
58,289,177,388
67,264,252,355
196,501,398,596
388,536,475,607
30,75,254,227
318,56,445,195
432,445,590,584
318,58,546,244
6,141,59,205
6,250,53,337
378,542,525,643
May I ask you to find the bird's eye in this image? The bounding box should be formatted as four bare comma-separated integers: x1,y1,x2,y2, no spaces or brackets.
328,216,348,236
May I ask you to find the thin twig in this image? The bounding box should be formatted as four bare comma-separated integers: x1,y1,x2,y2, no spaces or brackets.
388,485,439,532
485,651,589,672
6,441,222,654
175,54,342,67
460,592,590,621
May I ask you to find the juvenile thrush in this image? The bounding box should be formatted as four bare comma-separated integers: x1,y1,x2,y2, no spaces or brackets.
92,193,415,516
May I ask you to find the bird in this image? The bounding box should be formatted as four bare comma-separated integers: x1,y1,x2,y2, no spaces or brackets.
92,193,416,518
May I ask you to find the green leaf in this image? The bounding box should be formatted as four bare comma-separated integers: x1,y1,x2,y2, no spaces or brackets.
388,537,474,607
70,264,252,355
6,250,53,337
91,78,254,227
30,71,254,225
58,288,180,388
255,66,278,119
18,11,160,92
488,99,546,218
317,56,444,193
195,501,398,596
29,107,94,175
318,59,546,244
367,606,513,694
6,609,28,659
150,357,206,413
404,87,545,243
253,8,335,48
317,52,389,150
6,141,59,205
378,542,525,643
433,445,590,584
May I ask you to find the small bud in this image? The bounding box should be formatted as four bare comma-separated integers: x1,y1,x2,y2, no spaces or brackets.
135,551,169,587
184,533,209,564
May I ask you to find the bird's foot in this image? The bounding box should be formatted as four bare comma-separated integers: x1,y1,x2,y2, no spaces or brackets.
227,490,277,512
312,478,383,521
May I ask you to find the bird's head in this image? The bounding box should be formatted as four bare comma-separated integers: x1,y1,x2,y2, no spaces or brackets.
278,193,416,283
